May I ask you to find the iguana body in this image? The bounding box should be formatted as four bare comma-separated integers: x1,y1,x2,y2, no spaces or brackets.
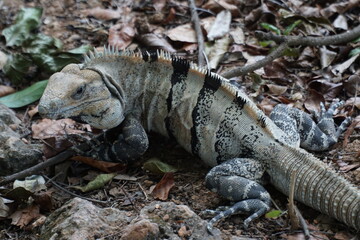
38,47,360,231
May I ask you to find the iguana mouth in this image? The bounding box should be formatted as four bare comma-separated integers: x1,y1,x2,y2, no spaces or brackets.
40,97,110,119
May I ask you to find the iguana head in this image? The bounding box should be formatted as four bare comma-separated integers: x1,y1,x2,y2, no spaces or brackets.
38,64,124,129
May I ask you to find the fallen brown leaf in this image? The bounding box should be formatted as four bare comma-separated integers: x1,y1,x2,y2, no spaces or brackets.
340,163,360,173
151,172,175,200
137,33,176,52
71,156,126,173
343,116,360,146
82,7,122,20
303,89,324,114
108,24,136,49
0,85,15,97
32,118,89,139
28,105,39,118
153,0,166,12
10,205,42,228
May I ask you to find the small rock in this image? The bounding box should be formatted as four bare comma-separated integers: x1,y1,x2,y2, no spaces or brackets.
135,201,222,240
40,198,134,240
121,219,159,240
0,104,42,175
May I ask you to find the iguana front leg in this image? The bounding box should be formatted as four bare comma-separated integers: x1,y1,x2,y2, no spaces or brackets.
89,114,149,163
204,158,271,232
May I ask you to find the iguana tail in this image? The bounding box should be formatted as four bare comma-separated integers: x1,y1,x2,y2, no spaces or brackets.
271,147,360,231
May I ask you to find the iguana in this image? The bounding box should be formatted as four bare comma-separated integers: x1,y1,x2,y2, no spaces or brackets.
38,46,360,232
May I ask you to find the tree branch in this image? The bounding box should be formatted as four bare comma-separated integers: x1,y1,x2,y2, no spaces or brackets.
255,25,360,46
222,42,288,78
188,0,205,66
222,25,360,79
0,139,97,186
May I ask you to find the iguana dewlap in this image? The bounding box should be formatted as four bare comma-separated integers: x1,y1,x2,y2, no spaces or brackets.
38,47,359,232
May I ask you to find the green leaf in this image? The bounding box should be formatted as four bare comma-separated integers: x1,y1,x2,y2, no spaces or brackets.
349,47,360,57
72,173,116,192
283,20,302,35
283,47,300,57
0,80,48,108
67,45,92,54
2,8,43,47
25,38,91,72
265,210,283,219
2,53,33,85
259,40,275,47
143,158,178,175
260,23,281,35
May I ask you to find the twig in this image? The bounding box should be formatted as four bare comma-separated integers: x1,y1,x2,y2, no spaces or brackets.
222,25,360,79
43,175,109,204
288,170,310,239
0,136,103,186
188,0,205,66
222,42,288,78
255,25,360,46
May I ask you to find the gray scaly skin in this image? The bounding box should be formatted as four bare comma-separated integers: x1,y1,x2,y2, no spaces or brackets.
38,47,359,232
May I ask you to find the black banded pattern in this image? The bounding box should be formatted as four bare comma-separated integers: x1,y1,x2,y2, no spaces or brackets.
141,50,159,62
164,57,190,138
191,72,221,155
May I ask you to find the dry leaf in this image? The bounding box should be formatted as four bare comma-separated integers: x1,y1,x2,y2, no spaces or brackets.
153,0,166,12
151,173,175,200
303,89,324,114
165,24,197,43
108,24,136,49
343,116,360,146
28,105,39,118
344,75,360,96
137,33,176,52
0,85,15,97
202,0,240,17
0,197,10,218
82,7,122,20
332,54,360,76
207,10,231,41
340,163,360,172
206,36,232,69
10,205,42,228
71,156,126,173
32,118,89,139
263,84,288,96
0,51,8,70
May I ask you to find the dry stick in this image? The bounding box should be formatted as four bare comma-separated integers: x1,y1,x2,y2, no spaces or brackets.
255,24,360,46
222,42,289,78
288,170,310,239
42,175,109,204
222,25,360,79
0,139,96,186
188,0,205,66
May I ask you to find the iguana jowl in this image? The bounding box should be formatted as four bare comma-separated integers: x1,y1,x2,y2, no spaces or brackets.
38,47,360,232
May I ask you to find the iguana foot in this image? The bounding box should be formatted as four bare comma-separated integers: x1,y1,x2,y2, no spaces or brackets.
204,158,270,231
205,199,270,232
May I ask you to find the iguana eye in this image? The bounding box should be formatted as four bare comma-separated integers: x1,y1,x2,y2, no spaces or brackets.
72,85,86,100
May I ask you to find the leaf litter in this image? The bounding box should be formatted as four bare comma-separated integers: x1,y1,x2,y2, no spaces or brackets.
0,0,359,239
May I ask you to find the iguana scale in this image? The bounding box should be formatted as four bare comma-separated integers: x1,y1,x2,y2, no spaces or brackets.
38,47,360,232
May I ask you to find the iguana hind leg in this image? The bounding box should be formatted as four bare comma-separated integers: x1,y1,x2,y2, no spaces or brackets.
204,158,270,232
89,114,149,163
269,101,350,151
